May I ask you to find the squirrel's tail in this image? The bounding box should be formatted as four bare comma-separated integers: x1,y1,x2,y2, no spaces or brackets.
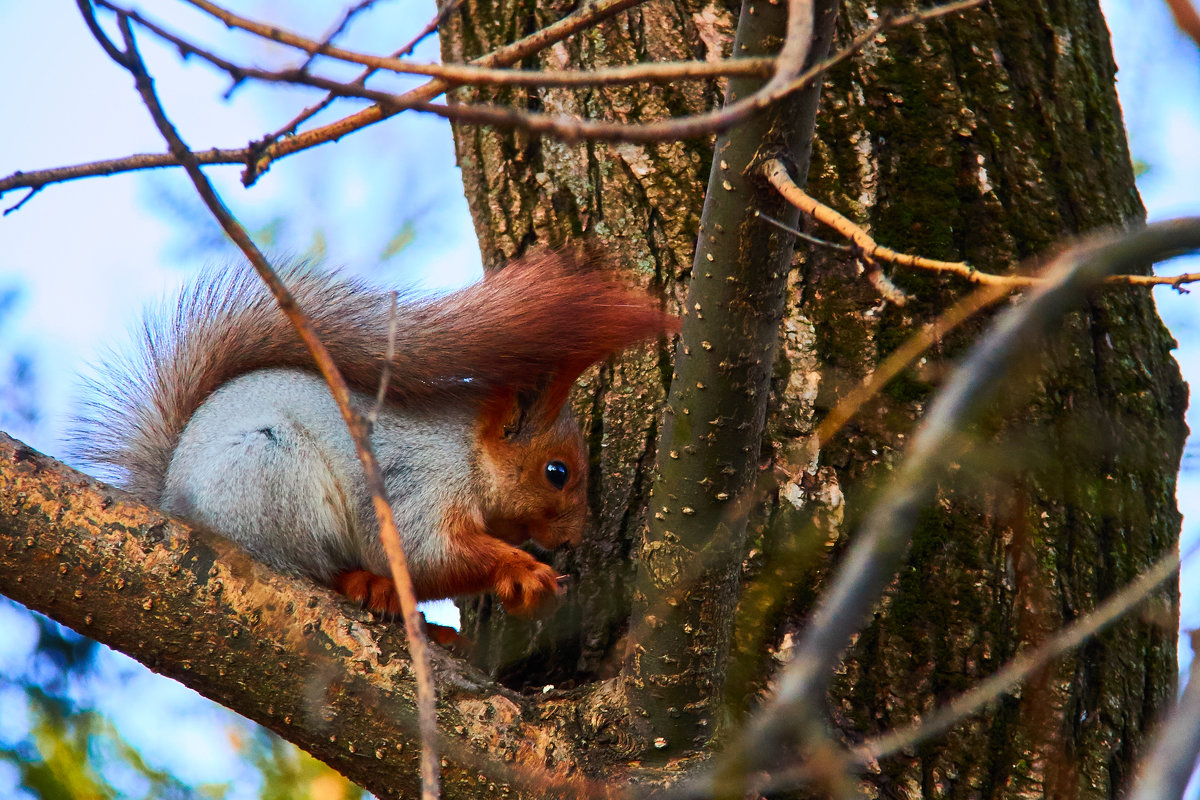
71,251,676,501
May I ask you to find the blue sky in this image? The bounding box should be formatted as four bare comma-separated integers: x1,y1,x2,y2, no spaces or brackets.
1,0,1198,794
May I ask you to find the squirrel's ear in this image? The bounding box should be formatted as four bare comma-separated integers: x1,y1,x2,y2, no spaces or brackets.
480,362,590,440
479,388,520,442
534,357,594,428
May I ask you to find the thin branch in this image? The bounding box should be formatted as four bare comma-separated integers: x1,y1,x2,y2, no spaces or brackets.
293,0,386,75
0,148,251,198
108,0,982,147
811,283,1010,455
670,219,1200,798
3,0,982,200
2,187,43,216
754,543,1188,796
754,209,851,251
167,0,768,88
1129,626,1200,800
2,0,653,199
263,0,465,146
1165,0,1200,48
189,0,983,144
81,5,441,796
765,159,1200,288
858,544,1187,763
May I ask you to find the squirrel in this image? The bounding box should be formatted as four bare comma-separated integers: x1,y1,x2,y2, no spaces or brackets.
72,250,675,617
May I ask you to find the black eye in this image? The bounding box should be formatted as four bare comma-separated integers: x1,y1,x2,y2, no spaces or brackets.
545,460,569,490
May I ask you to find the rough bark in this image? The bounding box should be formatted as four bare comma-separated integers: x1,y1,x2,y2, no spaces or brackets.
736,0,1188,797
0,0,1184,796
443,0,1186,794
440,0,723,687
0,433,597,800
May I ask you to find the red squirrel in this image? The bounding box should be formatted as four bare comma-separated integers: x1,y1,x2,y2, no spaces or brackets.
73,251,675,616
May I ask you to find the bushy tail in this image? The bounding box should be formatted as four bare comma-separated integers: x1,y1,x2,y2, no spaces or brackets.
71,251,676,501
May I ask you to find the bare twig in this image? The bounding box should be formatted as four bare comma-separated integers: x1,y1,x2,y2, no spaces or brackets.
754,209,851,251
1165,0,1200,48
1129,626,1200,800
811,283,1010,454
4,0,982,201
293,0,386,76
2,0,653,199
264,0,464,146
77,5,441,797
2,187,43,216
156,0,984,144
0,148,250,199
765,159,1200,288
166,0,768,88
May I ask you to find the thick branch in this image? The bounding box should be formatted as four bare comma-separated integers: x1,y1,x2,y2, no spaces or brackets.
0,434,593,800
622,0,839,757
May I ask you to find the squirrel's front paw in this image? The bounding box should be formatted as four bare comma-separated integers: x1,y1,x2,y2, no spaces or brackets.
335,569,401,616
491,554,563,615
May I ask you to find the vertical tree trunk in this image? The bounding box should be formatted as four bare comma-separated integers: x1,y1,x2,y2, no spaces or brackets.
442,0,1186,793
734,0,1187,794
440,0,724,686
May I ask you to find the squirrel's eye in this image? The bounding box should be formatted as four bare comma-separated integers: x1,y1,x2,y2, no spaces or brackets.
545,460,569,490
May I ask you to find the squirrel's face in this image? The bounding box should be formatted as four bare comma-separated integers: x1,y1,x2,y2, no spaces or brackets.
476,404,588,550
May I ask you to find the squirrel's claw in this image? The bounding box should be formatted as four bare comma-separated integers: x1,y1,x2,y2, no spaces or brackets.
492,555,563,615
335,569,402,617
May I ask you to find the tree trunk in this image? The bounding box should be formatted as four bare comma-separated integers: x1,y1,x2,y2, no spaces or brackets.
443,0,1186,795
440,0,724,687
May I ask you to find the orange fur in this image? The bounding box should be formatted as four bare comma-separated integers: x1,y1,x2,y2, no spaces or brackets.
336,569,402,616
74,249,676,503
338,505,565,616
76,249,677,616
340,505,561,615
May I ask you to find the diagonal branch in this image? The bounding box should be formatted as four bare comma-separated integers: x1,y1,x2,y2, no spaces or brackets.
1165,0,1200,48
753,542,1188,795
0,433,597,800
262,0,466,148
1129,627,1200,800
731,218,1200,784
79,3,444,794
765,160,1200,289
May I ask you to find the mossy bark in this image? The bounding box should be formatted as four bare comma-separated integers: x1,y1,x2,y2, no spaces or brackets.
442,0,1185,793
736,0,1186,796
